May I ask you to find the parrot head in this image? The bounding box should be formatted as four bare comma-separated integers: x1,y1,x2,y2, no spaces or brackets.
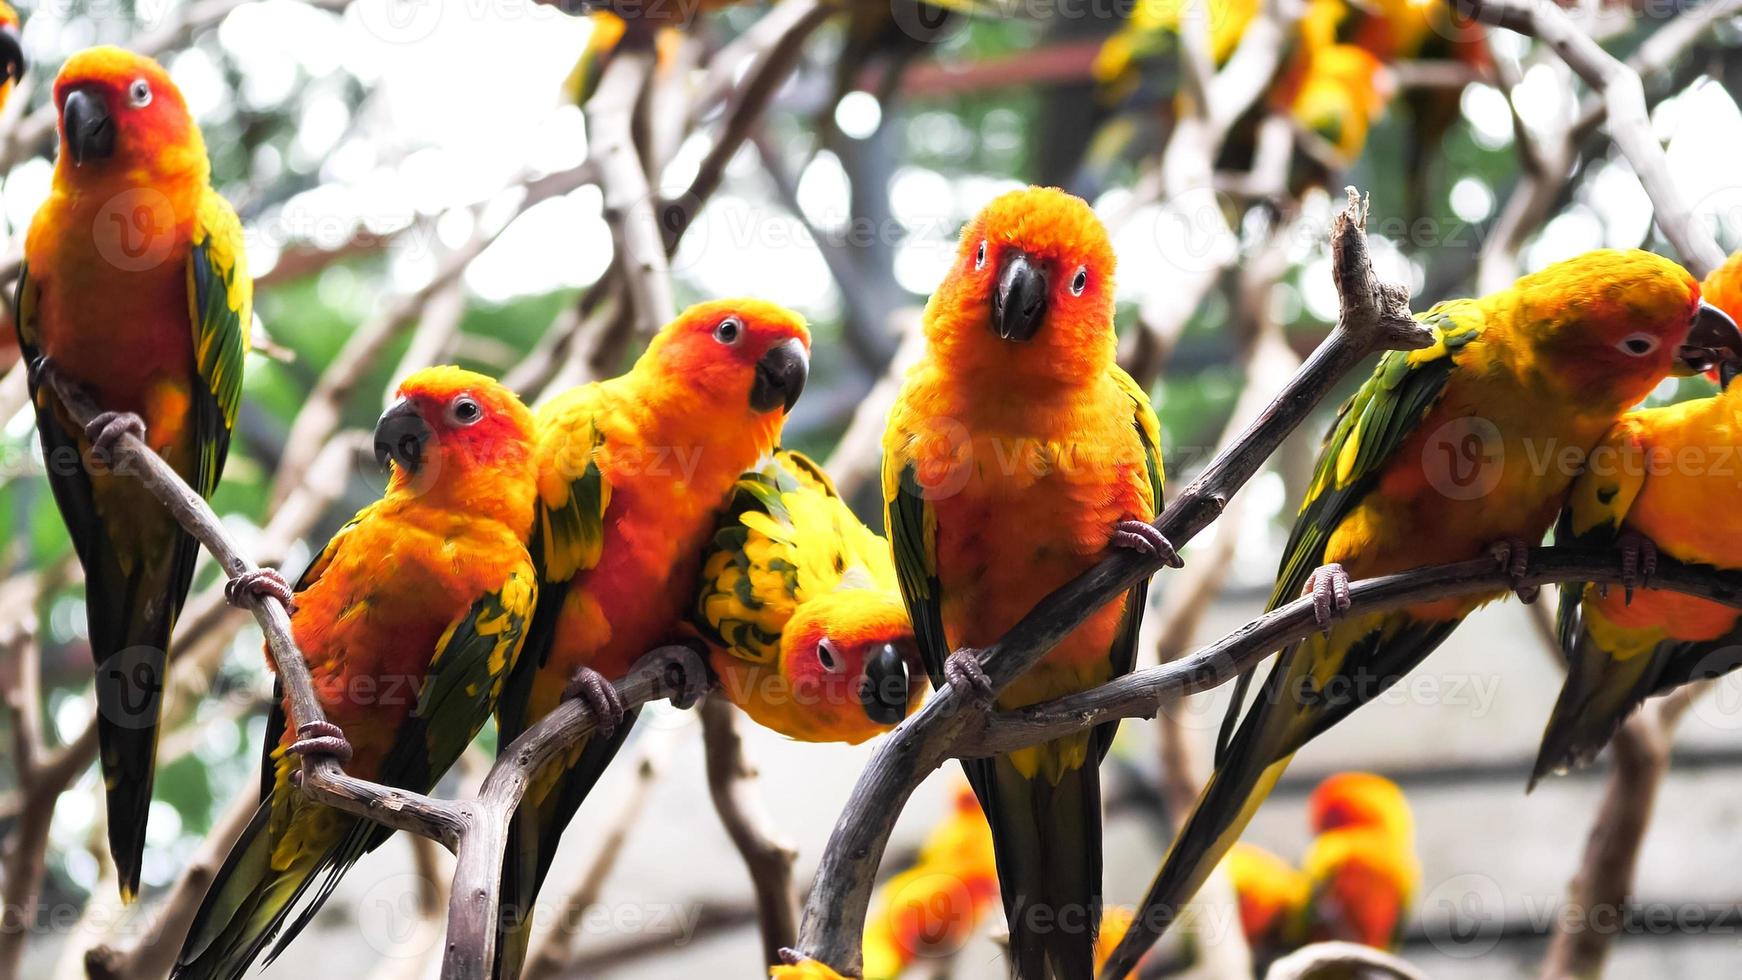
928,186,1117,385
375,366,537,518
0,4,24,91
1520,250,1742,407
1307,771,1412,840
52,47,201,177
779,589,923,741
642,298,811,426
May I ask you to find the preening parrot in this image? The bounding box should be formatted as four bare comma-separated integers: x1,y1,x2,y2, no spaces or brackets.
861,782,1000,980
173,367,540,980
1103,249,1742,977
883,186,1174,979
1538,255,1742,783
1299,772,1417,951
16,47,251,900
695,448,923,744
492,299,810,979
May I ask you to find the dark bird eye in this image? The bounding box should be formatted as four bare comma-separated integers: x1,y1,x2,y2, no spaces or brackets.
816,637,844,673
1616,333,1659,357
975,240,987,270
447,395,483,426
128,79,152,108
713,316,743,345
1070,267,1088,296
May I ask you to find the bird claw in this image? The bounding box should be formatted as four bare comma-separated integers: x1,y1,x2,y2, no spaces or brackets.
1617,530,1658,605
225,568,296,612
943,650,995,711
1111,519,1183,568
288,721,353,766
84,410,146,464
1488,536,1539,604
1306,563,1353,634
562,666,628,738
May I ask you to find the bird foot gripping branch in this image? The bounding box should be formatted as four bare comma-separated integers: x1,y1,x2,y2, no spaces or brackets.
287,721,354,766
1488,536,1539,604
1111,518,1184,568
562,665,631,739
83,410,146,462
223,567,296,612
942,650,996,711
1307,563,1353,634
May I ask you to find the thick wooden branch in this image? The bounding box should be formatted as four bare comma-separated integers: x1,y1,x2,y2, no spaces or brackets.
1266,940,1430,980
699,696,800,966
591,49,677,336
791,190,1432,975
1465,0,1727,276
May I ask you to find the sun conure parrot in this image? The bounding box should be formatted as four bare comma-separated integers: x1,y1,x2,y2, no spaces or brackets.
883,186,1174,979
562,11,682,107
15,46,251,900
1537,373,1742,781
695,448,923,744
1103,249,1742,978
1223,842,1310,968
1299,772,1418,951
172,367,540,980
492,299,810,979
861,781,999,980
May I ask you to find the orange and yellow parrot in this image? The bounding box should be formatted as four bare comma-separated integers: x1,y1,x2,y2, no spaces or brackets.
1538,255,1742,782
492,299,810,978
173,368,539,980
862,782,999,980
1103,250,1742,977
563,11,683,108
17,47,251,900
1299,772,1417,950
696,449,923,744
883,186,1172,978
1223,842,1310,966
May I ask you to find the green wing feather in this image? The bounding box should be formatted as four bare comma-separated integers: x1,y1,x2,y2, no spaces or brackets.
885,453,948,688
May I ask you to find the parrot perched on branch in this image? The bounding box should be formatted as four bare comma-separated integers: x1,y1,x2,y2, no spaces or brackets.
883,186,1173,979
16,47,251,900
695,448,923,744
861,782,999,980
1104,249,1742,978
172,367,540,980
492,299,810,979
1538,253,1742,782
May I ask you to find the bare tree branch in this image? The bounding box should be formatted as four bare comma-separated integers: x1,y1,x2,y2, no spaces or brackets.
699,696,799,967
1266,940,1430,980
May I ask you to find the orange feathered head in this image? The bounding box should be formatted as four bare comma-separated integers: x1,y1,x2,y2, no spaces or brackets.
53,47,203,180
1308,772,1412,839
1516,250,1742,407
1701,249,1742,386
1223,843,1309,949
376,367,538,525
639,298,811,427
779,590,922,743
926,186,1117,386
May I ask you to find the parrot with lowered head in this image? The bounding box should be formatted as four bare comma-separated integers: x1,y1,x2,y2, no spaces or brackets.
1299,772,1418,951
883,186,1174,979
16,46,251,900
492,298,810,979
1103,249,1742,977
1537,252,1742,783
695,449,923,744
174,367,540,980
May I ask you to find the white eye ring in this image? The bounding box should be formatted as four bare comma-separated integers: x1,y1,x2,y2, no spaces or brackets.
713,316,743,346
974,240,987,270
1616,332,1659,357
816,637,845,673
1070,266,1088,296
447,394,483,426
127,79,152,109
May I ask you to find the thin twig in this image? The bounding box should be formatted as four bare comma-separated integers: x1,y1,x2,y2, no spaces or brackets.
699,696,800,966
591,50,676,335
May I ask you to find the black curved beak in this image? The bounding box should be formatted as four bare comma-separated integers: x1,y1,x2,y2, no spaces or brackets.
0,24,24,86
993,251,1048,343
857,642,910,726
749,338,808,414
61,88,114,166
373,398,432,475
1675,300,1742,378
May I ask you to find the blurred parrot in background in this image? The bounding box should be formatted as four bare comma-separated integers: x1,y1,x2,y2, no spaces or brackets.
173,368,540,980
1538,253,1742,782
861,781,1000,980
562,11,682,108
1299,772,1418,950
492,299,810,979
0,2,24,113
883,186,1173,979
695,449,923,744
1223,842,1310,967
16,47,251,900
1103,249,1742,977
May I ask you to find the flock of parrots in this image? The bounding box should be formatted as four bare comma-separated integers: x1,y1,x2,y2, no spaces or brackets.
10,4,1742,980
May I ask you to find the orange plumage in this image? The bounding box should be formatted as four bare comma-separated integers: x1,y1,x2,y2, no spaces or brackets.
1300,773,1418,950
862,784,1000,980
